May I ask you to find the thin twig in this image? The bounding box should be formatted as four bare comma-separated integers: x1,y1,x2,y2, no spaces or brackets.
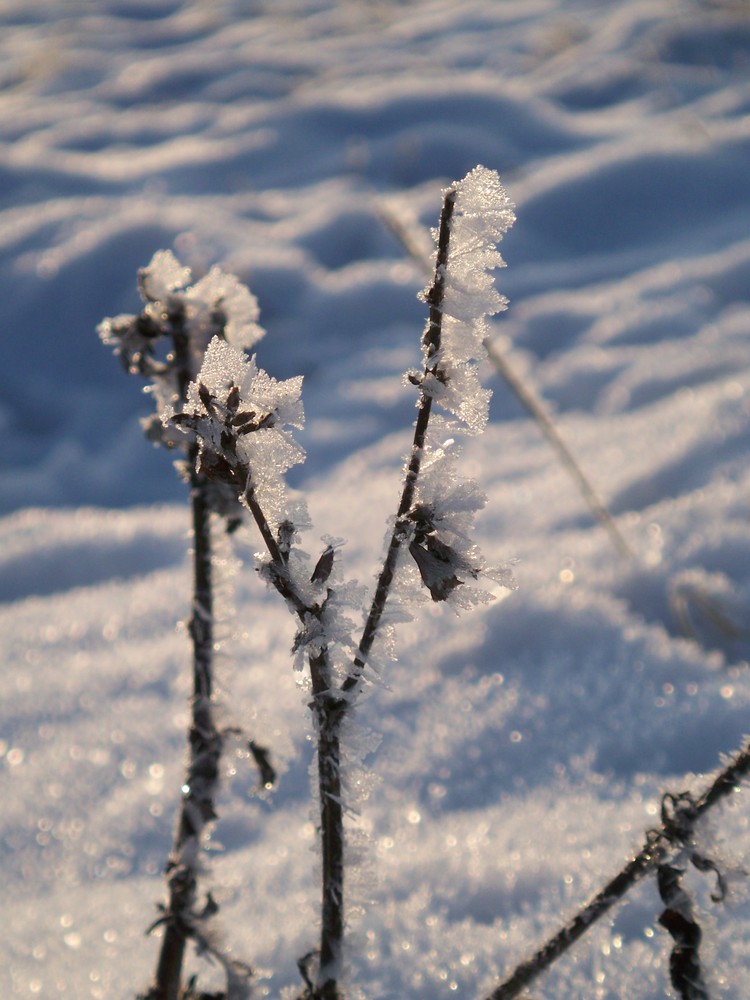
275,185,459,995
376,196,635,563
295,185,457,994
103,269,258,1000
379,197,750,652
343,186,457,696
146,316,225,1000
148,466,221,1000
484,740,750,1000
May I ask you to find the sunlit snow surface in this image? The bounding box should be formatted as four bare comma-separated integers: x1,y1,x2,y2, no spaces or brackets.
3,0,750,996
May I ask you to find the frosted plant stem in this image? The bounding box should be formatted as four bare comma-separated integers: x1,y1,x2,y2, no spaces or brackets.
342,186,457,695
239,481,344,999
297,188,460,991
101,259,266,999
376,195,635,563
190,459,215,702
299,185,456,990
149,306,221,1000
150,462,221,1000
309,653,345,1000
484,739,750,1000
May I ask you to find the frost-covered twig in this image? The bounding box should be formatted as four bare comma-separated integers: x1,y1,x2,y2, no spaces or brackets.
379,192,750,656
485,739,750,1000
484,340,636,561
100,255,263,1000
376,193,635,562
146,464,224,1000
345,166,515,694
342,185,456,694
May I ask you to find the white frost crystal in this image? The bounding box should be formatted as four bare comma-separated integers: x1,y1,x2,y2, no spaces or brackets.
422,165,515,433
98,251,268,455
174,336,306,532
138,248,191,301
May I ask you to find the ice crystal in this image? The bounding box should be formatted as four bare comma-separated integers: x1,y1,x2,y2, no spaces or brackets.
420,165,515,434
98,251,266,455
170,336,306,533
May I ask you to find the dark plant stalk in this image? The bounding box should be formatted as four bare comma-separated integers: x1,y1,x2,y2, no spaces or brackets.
238,480,344,999
383,179,748,646
190,457,215,703
290,185,456,995
263,187,457,996
171,182,456,998
256,185,458,996
484,739,750,1000
375,195,635,563
102,271,260,999
147,463,221,1000
309,653,345,1000
342,186,457,696
146,315,224,1000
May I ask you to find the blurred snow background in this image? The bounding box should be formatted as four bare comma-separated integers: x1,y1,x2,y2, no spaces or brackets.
3,0,750,996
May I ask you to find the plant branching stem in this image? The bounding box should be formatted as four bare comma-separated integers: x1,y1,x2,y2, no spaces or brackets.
242,186,458,996
485,739,750,1000
239,471,344,998
343,186,457,695
147,316,223,1000
244,484,286,568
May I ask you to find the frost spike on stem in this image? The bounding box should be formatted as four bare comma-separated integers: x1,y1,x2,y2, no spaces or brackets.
485,738,750,1000
342,185,457,695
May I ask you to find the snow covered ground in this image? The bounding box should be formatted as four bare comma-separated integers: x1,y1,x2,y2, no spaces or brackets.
3,0,750,996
